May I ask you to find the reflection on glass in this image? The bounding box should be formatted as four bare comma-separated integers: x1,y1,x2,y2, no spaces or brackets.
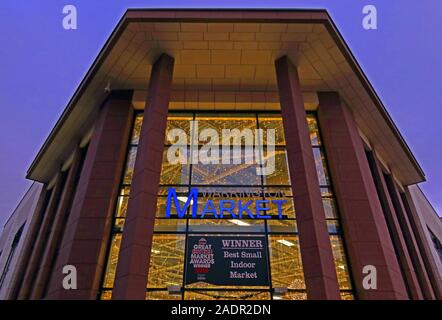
331,235,352,290
102,234,122,288
147,234,185,288
269,235,305,290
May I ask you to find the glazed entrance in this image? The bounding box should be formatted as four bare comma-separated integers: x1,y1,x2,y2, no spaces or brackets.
100,111,353,300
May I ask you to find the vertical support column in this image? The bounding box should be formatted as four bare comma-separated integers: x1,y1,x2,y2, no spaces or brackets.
402,188,442,299
18,173,65,299
366,151,423,299
275,56,340,300
45,90,133,299
384,175,436,299
112,54,174,300
6,187,49,299
31,147,83,299
317,92,408,299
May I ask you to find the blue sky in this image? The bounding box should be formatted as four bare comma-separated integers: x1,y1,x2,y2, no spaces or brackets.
0,0,441,224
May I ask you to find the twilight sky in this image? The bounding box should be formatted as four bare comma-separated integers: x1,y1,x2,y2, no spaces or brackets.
0,0,441,225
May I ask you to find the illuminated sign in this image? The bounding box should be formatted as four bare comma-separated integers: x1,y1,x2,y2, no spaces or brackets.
165,187,286,219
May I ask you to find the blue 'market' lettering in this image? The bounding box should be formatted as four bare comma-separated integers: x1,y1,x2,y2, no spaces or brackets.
165,187,285,219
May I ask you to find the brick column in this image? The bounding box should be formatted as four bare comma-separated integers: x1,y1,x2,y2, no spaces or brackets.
317,92,408,299
275,56,340,300
17,173,66,299
45,90,133,299
30,147,83,299
112,54,174,300
7,186,50,299
384,175,436,299
403,188,442,299
366,151,423,299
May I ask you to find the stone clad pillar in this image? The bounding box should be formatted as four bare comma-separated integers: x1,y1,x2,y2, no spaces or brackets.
44,90,133,299
6,187,50,300
366,151,423,299
384,176,436,299
30,147,83,299
17,174,65,299
403,188,442,299
275,56,341,300
112,54,174,300
317,91,408,299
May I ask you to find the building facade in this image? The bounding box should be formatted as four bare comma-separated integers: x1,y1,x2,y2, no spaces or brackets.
1,9,442,300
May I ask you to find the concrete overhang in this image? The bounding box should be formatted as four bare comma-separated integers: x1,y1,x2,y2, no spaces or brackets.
26,8,425,186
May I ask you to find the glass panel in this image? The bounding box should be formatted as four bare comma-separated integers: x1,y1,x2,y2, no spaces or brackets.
306,115,321,146
147,234,185,288
122,147,137,185
330,235,352,290
120,186,130,196
131,114,143,145
160,148,190,185
114,219,125,232
269,235,305,289
313,147,330,186
267,220,298,233
100,290,112,300
102,234,122,288
154,219,187,232
156,195,189,218
327,220,340,234
195,196,263,219
323,198,338,219
258,114,286,146
265,196,295,219
115,196,129,218
166,115,193,145
264,187,292,197
188,219,265,233
273,291,307,300
195,114,257,146
191,152,261,185
320,187,333,197
184,291,270,300
262,149,290,185
146,290,182,300
158,186,188,196
340,291,355,300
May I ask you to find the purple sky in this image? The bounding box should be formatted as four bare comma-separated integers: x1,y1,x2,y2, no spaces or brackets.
0,1,441,225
